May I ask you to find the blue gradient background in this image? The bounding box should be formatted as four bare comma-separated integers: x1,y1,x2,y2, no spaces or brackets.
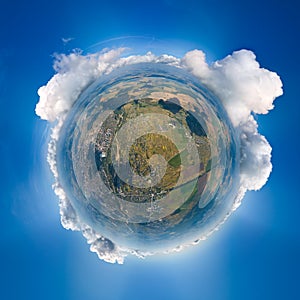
0,0,299,299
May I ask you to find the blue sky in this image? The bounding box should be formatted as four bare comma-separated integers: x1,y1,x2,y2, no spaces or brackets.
0,0,299,299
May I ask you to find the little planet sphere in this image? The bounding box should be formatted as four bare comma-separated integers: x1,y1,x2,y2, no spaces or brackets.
56,62,240,253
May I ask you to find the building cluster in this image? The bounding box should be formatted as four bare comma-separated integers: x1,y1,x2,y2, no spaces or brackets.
95,128,113,158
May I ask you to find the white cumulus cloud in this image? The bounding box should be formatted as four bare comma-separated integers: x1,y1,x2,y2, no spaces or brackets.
182,49,282,193
182,49,283,127
35,47,282,264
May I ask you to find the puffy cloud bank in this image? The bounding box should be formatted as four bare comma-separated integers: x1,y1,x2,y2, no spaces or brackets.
182,49,282,194
36,47,283,263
